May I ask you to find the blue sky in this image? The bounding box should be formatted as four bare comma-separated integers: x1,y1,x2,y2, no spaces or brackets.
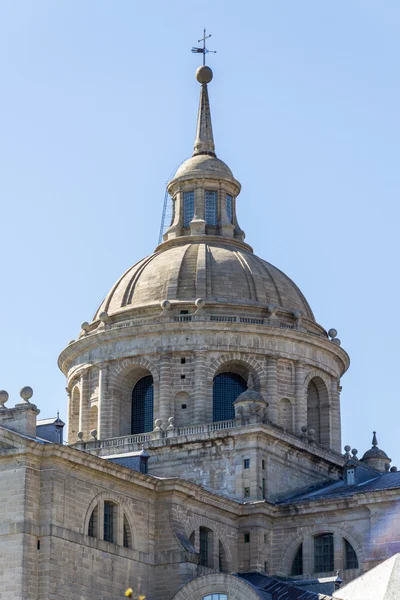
0,1,399,464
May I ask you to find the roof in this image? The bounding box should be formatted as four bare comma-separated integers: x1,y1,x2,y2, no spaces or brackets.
239,573,334,599
278,467,400,505
37,417,65,426
333,552,400,599
94,240,315,320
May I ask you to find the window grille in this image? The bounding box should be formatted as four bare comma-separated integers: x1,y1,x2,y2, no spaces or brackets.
314,533,334,573
203,595,228,600
183,191,194,227
226,194,233,222
132,376,154,434
205,190,217,225
103,501,115,543
291,543,303,575
344,539,359,569
213,372,247,422
200,527,209,567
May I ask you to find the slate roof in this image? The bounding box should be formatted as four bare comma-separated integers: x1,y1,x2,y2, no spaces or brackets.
278,467,400,505
238,573,334,599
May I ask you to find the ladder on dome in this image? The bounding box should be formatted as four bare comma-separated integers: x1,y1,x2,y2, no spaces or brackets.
158,159,189,245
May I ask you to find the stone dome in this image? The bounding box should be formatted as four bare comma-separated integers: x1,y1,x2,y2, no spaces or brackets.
172,155,237,184
94,239,315,320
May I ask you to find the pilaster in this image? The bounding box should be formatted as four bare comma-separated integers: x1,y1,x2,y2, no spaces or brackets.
294,362,306,434
266,357,278,424
158,353,172,426
193,350,208,424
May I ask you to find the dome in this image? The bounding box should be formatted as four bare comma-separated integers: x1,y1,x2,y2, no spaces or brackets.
172,155,236,184
362,447,389,460
94,239,315,321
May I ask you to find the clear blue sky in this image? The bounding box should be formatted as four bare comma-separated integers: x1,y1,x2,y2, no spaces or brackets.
1,1,399,464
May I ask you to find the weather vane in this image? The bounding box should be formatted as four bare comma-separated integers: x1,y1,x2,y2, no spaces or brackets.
191,28,217,66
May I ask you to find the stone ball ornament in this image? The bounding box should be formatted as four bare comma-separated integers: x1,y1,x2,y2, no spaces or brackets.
81,321,90,332
195,297,205,309
20,386,33,402
328,328,338,339
99,311,110,323
160,299,171,310
0,390,9,406
196,65,213,84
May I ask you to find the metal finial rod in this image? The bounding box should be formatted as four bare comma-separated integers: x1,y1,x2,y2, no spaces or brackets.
191,28,217,66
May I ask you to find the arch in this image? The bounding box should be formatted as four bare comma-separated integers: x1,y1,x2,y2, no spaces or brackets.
290,542,303,576
131,375,154,434
307,376,330,446
171,573,261,600
278,398,293,432
280,523,364,576
174,391,191,427
123,513,132,549
344,538,359,570
68,386,80,442
213,372,246,421
218,540,228,573
83,491,138,550
207,353,265,390
107,357,160,437
183,514,234,572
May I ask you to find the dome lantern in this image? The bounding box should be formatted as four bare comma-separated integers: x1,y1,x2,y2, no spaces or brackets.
164,67,245,242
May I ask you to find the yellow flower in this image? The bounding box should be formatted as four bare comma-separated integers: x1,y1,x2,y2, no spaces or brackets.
138,596,146,600
124,589,133,598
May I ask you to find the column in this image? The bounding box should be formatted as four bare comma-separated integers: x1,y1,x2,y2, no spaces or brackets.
158,353,172,427
330,377,341,452
98,365,109,440
294,362,306,435
78,371,90,439
193,350,208,424
266,357,278,424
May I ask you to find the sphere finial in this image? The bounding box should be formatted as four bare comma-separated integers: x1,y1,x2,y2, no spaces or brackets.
196,65,213,84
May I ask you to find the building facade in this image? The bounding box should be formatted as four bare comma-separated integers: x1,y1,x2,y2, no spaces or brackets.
1,64,400,600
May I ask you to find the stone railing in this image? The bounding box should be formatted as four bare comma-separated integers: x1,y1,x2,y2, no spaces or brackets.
84,419,236,451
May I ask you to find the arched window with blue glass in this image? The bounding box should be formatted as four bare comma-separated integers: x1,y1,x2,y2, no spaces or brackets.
205,190,217,225
131,375,154,434
183,191,194,227
226,194,233,223
213,372,247,422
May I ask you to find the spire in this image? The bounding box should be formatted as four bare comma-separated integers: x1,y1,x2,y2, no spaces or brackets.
372,431,378,446
193,66,216,157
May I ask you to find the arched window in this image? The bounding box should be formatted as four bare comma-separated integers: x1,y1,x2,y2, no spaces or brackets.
278,398,293,431
344,539,359,569
69,386,80,441
226,194,233,223
213,372,247,422
291,543,303,576
314,533,334,573
123,514,132,549
205,190,217,225
88,505,98,538
132,375,154,434
218,541,228,572
307,380,321,443
203,596,228,600
200,526,211,567
89,404,98,433
103,501,116,543
183,191,194,227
